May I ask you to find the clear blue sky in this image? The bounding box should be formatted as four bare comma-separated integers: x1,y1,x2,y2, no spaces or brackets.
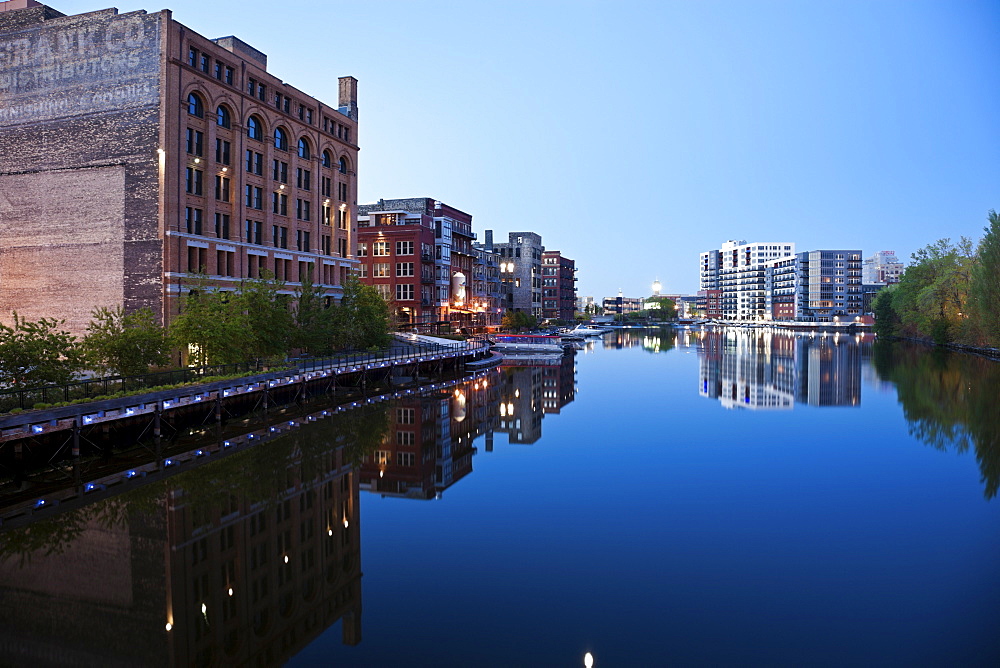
58,0,1000,298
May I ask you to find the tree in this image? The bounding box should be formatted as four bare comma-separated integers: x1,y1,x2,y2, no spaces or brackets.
82,306,171,377
232,273,293,361
648,296,677,321
971,210,1000,346
0,312,83,387
169,277,243,366
332,276,392,350
890,238,975,343
501,310,537,331
871,285,901,337
293,270,334,356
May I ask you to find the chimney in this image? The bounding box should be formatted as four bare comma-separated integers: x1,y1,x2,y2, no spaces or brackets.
485,230,493,251
338,76,358,121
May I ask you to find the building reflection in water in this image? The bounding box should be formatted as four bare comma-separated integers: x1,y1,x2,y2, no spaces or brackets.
689,328,870,409
359,354,577,499
0,406,379,667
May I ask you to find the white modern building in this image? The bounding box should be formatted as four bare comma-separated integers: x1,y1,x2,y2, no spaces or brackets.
700,240,796,320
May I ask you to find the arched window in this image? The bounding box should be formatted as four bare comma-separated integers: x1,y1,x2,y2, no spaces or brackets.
297,137,311,160
274,127,288,151
247,115,263,141
187,92,204,117
322,150,332,168
338,156,348,174
216,105,231,129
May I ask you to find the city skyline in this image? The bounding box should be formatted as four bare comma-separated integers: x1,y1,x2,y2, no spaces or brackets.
46,0,1000,298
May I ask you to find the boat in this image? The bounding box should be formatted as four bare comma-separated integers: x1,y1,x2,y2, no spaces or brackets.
561,324,612,337
490,333,567,353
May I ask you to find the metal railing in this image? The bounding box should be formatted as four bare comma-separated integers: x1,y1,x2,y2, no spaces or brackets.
0,337,489,415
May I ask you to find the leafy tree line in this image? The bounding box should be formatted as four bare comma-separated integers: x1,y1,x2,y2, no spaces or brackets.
873,210,1000,347
0,273,392,389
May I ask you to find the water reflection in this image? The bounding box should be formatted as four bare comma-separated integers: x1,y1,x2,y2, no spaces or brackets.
687,329,869,409
0,405,387,666
359,355,578,498
873,341,1000,499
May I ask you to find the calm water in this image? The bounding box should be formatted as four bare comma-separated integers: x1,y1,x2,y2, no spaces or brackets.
1,328,998,666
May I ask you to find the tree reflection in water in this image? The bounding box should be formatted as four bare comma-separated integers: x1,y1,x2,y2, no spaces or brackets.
873,340,1000,499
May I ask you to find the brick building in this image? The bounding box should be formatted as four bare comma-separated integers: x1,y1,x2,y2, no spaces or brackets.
0,1,358,339
541,250,576,322
356,198,491,331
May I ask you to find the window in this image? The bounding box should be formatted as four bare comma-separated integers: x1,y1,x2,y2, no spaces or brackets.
296,198,311,221
215,139,230,165
247,115,263,141
337,208,347,230
216,105,231,128
274,127,288,151
273,225,288,249
215,213,230,239
337,182,347,201
375,284,392,300
338,156,348,174
272,192,288,216
322,204,331,225
245,219,263,245
245,185,263,209
186,128,203,156
357,243,367,257
246,150,263,175
185,207,203,235
214,61,223,80
321,176,331,198
247,77,256,96
200,53,210,73
188,47,198,67
257,83,266,101
296,168,311,190
272,160,288,183
322,151,332,168
396,262,414,277
298,137,311,159
396,241,413,255
187,92,203,117
185,167,203,195
396,284,414,301
321,234,331,256
373,241,389,256
397,452,415,466
338,238,347,257
397,408,415,424
296,230,311,252
215,175,230,202
224,66,234,85
373,263,390,277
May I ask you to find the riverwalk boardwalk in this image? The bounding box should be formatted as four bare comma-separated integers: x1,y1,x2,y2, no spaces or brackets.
0,335,489,443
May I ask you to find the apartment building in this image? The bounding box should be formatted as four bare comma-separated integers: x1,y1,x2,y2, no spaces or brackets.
0,0,359,338
699,240,796,321
862,250,904,285
541,251,577,322
485,231,544,319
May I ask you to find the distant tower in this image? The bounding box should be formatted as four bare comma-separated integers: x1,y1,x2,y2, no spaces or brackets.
652,279,661,296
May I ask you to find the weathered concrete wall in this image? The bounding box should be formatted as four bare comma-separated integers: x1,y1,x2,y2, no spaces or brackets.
0,7,163,338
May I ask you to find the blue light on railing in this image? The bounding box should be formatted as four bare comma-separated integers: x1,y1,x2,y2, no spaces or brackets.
288,421,295,426
125,470,138,479
31,424,43,434
195,450,205,457
164,459,175,467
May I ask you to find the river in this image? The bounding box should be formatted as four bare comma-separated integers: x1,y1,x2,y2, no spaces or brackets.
1,328,998,666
